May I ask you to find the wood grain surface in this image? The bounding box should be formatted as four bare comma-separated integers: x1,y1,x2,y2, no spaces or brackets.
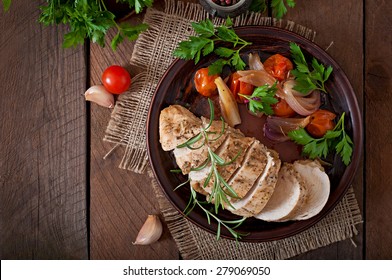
365,0,392,259
0,0,88,259
89,2,178,259
1,0,391,260
286,0,364,260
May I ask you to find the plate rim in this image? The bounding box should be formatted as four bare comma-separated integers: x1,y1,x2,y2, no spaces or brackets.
146,25,363,242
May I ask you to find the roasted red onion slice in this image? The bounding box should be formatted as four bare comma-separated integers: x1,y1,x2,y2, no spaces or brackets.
264,115,310,142
281,79,321,116
238,70,276,87
248,53,265,71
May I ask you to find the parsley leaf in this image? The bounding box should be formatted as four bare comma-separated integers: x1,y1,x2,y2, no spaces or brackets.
271,0,296,18
118,0,153,14
290,42,333,94
288,112,353,166
191,20,215,37
208,59,228,75
249,0,267,13
38,0,151,51
239,83,279,115
249,0,295,19
173,18,252,74
2,0,11,12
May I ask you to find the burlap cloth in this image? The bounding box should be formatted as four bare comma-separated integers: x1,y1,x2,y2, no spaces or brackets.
104,0,363,259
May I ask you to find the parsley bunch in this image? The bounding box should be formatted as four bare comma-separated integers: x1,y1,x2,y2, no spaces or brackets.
249,0,296,19
37,0,152,51
173,18,252,75
289,42,333,94
288,112,353,165
239,82,278,115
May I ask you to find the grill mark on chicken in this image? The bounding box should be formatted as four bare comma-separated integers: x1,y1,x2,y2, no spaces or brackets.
159,105,201,151
200,135,254,195
173,117,243,175
227,140,269,200
189,134,235,196
229,150,281,217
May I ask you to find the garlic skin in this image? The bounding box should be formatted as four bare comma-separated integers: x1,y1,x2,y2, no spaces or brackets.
84,85,114,108
133,215,163,245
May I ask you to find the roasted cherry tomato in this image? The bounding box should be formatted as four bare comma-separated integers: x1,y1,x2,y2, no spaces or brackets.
102,65,131,94
272,98,297,117
228,72,255,103
194,68,219,97
264,54,293,81
306,109,336,138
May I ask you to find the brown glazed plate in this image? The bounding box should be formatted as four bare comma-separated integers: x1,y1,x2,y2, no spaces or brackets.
146,26,363,242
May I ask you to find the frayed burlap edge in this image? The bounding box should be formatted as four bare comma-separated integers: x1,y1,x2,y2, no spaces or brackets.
148,165,362,260
103,0,316,173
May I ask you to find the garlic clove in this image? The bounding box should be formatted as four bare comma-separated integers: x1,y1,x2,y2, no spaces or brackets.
84,85,114,108
133,215,163,245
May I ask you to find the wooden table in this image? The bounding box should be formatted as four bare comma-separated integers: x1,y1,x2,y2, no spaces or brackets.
1,0,391,260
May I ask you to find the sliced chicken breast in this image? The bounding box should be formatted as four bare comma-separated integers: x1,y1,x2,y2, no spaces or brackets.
189,134,253,196
289,160,330,220
227,140,269,199
173,117,243,174
159,105,201,151
255,163,307,222
228,150,281,217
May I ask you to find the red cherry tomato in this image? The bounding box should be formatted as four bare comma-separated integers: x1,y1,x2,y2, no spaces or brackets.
272,98,297,117
194,68,219,97
306,109,336,138
102,65,131,94
264,54,293,81
228,72,255,103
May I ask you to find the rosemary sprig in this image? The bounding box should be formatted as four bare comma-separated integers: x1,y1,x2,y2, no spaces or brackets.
172,99,248,240
185,187,247,241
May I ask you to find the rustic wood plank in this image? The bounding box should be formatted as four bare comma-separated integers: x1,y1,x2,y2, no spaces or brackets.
286,0,364,259
89,2,179,259
365,0,392,259
0,1,88,259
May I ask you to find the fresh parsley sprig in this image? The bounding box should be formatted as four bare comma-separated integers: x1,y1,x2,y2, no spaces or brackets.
173,18,252,75
271,0,296,19
38,0,151,51
288,112,353,165
239,83,279,115
249,0,296,19
289,42,333,94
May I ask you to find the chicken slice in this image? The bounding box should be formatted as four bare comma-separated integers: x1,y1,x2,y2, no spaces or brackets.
189,134,253,196
173,117,243,174
228,150,281,217
159,105,201,151
227,140,269,199
289,160,330,220
255,163,307,222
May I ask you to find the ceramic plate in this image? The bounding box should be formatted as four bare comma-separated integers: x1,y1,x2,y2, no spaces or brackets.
146,26,362,242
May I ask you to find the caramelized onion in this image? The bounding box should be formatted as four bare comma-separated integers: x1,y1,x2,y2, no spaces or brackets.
238,70,276,87
264,115,311,142
248,53,265,71
281,79,321,116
